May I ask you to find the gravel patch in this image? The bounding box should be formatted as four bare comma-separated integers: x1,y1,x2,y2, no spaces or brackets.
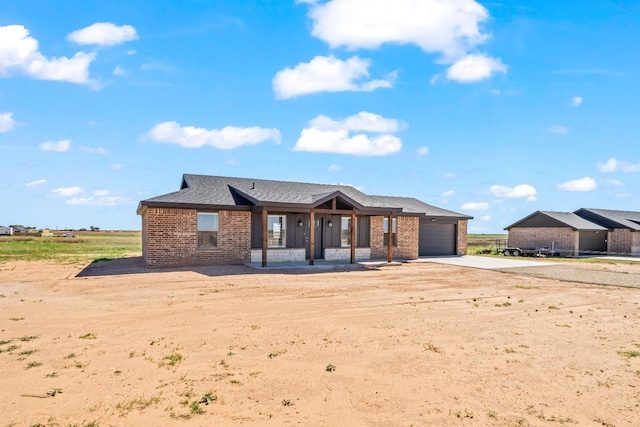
498,265,640,289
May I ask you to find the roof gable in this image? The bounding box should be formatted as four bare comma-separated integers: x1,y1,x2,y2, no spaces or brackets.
575,208,640,231
505,211,607,231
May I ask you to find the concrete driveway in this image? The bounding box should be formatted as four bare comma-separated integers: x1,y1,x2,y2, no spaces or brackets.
411,255,556,270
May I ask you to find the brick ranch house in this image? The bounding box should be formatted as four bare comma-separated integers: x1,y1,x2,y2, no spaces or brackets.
505,208,640,256
137,174,472,267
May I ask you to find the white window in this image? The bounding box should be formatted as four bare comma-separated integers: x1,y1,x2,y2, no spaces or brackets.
268,215,286,248
383,217,397,246
341,217,353,247
197,212,218,248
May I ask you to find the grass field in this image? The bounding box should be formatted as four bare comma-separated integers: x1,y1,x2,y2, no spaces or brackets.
0,231,142,263
467,233,508,255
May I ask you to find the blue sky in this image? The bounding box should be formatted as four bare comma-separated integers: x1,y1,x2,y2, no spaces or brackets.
1,0,638,232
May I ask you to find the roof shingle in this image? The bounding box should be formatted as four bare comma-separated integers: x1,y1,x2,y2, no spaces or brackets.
139,174,472,219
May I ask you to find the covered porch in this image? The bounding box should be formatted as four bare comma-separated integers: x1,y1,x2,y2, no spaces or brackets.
248,191,400,267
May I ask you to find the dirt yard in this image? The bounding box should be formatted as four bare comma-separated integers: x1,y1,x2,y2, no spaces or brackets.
1,259,639,426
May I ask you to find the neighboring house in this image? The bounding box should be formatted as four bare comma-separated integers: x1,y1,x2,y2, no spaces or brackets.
505,208,640,256
137,174,472,267
574,208,640,256
0,226,13,236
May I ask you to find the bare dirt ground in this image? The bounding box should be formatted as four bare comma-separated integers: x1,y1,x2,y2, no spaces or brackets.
1,259,639,426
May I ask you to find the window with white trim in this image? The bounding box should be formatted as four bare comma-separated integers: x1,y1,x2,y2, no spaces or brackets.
341,217,353,247
268,215,287,248
383,217,397,246
197,212,218,248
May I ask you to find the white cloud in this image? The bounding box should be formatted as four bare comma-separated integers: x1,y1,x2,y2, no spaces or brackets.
295,128,401,156
461,202,489,211
417,146,429,156
557,177,597,192
445,53,507,82
619,162,640,173
442,190,455,197
67,23,138,46
110,163,124,170
603,179,624,187
490,184,537,201
301,0,505,82
68,195,129,206
328,164,341,172
571,96,583,107
272,55,395,99
549,125,569,134
0,25,96,85
309,111,404,133
52,186,84,197
597,157,617,173
27,179,47,188
440,172,457,179
0,112,16,132
146,121,281,149
303,0,490,58
80,146,107,154
597,157,640,173
40,139,71,152
480,215,491,221
294,112,403,156
615,193,633,199
113,65,127,76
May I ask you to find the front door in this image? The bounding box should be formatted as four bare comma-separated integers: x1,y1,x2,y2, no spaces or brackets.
305,216,324,260
314,217,324,259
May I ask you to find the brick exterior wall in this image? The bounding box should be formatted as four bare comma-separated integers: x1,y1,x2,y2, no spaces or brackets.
457,219,468,255
508,227,578,256
370,216,419,260
141,207,251,267
608,229,640,255
608,229,631,255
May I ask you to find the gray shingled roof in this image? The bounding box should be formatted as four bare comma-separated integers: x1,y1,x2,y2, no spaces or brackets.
541,211,608,231
577,208,640,231
365,195,473,218
139,174,471,218
504,211,608,231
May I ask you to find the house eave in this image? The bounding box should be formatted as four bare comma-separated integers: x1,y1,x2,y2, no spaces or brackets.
138,201,253,212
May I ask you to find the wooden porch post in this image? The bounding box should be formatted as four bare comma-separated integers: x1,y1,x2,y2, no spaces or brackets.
262,209,268,268
350,211,356,264
387,213,393,263
309,211,315,265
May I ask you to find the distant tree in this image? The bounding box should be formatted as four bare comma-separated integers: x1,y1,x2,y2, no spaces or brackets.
90,225,100,231
79,228,87,231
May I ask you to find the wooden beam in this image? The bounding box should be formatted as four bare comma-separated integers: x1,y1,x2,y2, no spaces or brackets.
262,209,268,267
311,208,355,215
332,198,337,210
350,212,356,264
309,211,315,265
387,213,393,263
